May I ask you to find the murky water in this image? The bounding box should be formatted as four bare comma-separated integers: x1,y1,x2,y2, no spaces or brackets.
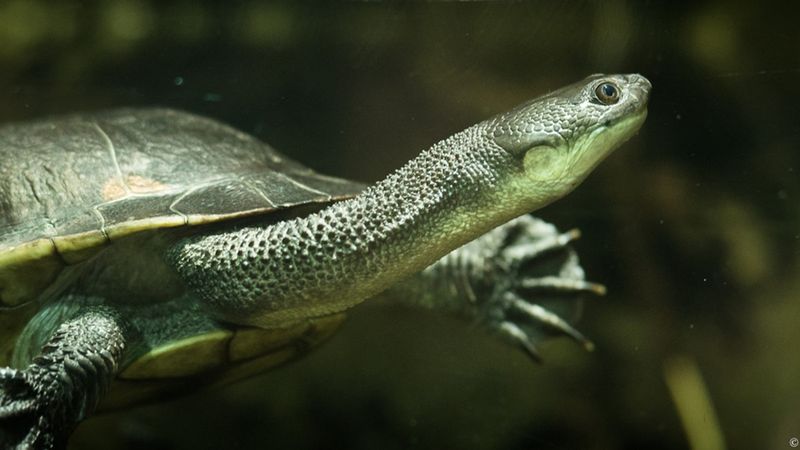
0,2,797,449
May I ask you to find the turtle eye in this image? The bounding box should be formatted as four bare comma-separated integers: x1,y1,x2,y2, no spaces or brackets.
594,82,620,105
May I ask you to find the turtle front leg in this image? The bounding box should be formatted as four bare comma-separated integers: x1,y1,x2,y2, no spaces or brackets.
0,305,128,449
381,215,604,361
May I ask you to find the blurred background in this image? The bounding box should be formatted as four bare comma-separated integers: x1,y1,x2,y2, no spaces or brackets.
1,1,798,449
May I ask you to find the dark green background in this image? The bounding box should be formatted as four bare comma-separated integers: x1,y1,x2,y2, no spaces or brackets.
1,1,798,449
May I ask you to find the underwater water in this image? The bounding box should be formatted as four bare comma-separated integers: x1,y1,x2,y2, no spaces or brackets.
0,1,798,449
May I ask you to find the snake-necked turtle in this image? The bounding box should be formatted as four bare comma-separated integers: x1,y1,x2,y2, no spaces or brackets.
0,74,650,448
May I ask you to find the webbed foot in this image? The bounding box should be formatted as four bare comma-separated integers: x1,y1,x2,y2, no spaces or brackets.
479,215,604,361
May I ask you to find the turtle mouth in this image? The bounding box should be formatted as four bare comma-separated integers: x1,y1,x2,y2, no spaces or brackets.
569,107,648,177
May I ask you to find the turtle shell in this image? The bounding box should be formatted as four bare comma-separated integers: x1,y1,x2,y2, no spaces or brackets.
0,108,364,405
0,108,363,308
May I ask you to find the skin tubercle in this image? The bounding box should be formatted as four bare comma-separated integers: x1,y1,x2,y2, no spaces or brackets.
172,126,520,327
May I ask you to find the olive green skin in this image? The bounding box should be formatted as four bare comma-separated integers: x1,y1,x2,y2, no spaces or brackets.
0,108,363,408
0,74,650,421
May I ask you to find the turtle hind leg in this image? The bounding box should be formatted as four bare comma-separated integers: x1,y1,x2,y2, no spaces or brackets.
0,304,128,449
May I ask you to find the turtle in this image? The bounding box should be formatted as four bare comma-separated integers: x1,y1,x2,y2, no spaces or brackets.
0,73,650,449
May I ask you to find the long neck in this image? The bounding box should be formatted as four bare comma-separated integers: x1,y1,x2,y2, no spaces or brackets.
171,126,529,327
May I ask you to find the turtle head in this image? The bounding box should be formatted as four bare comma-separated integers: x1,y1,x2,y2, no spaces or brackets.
489,73,650,207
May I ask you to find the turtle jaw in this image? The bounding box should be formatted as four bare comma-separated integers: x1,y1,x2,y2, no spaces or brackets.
485,109,649,219
501,74,650,210
555,106,649,198
567,94,649,187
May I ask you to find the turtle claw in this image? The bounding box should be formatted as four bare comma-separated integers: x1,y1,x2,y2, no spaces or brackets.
504,293,594,350
0,368,36,420
518,276,607,296
0,369,46,449
0,308,126,449
496,321,544,363
470,216,603,360
502,228,582,262
0,367,66,450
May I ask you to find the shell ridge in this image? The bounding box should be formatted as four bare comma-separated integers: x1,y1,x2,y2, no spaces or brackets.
93,122,131,196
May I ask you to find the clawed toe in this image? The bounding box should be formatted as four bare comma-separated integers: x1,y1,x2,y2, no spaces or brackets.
490,292,594,362
458,216,602,361
503,229,582,263
497,321,545,362
0,369,53,449
505,293,593,350
518,276,606,295
0,369,37,419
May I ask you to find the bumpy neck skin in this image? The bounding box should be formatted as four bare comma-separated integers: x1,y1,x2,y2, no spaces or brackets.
171,125,532,327
170,73,650,328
